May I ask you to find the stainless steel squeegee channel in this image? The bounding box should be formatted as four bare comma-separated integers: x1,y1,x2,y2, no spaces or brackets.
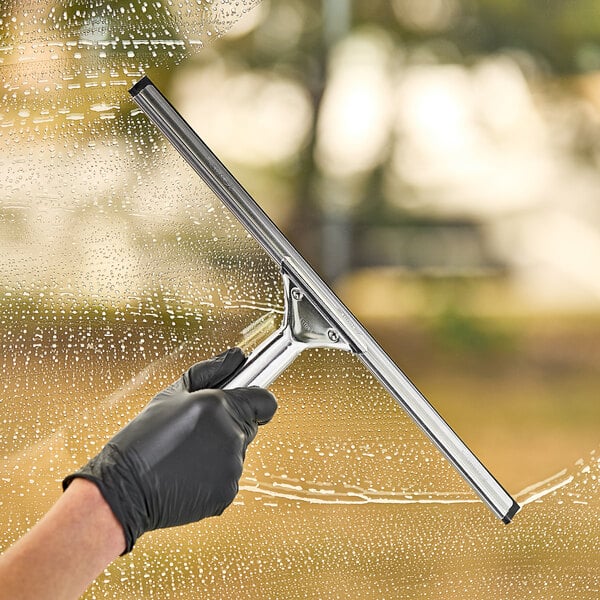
129,75,520,524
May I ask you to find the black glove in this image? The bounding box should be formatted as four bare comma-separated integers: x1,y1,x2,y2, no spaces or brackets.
63,347,277,553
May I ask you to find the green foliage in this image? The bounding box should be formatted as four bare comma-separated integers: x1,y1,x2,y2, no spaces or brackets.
430,306,515,355
471,0,600,72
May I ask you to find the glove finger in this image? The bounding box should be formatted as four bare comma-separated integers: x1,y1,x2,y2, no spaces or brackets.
184,347,246,391
225,387,278,426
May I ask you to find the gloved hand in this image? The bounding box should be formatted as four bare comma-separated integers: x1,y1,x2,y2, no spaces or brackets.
63,347,277,554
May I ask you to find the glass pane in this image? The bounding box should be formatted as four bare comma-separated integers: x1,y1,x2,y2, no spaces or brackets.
2,2,600,599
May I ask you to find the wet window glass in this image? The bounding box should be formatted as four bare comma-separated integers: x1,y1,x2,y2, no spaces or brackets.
2,1,600,599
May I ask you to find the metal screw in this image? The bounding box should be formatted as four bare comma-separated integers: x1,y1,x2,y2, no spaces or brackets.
291,287,303,302
327,328,340,343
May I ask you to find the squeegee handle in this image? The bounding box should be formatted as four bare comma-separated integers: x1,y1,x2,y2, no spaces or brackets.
223,328,303,390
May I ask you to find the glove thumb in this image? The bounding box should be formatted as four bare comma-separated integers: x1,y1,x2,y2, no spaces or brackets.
184,347,246,391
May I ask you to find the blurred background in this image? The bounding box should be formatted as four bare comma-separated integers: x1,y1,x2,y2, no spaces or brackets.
175,0,600,310
2,1,600,598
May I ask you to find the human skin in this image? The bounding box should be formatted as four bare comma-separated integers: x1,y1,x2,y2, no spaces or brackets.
0,478,125,600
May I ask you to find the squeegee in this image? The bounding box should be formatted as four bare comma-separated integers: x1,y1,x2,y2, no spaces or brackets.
129,76,520,524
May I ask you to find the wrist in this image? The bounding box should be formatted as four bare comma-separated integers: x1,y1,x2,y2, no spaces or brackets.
65,478,126,557
64,445,148,553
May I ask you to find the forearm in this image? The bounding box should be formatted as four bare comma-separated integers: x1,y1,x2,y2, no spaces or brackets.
0,478,125,600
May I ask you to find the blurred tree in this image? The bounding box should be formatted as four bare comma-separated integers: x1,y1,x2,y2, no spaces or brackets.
7,0,600,287
205,0,600,285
